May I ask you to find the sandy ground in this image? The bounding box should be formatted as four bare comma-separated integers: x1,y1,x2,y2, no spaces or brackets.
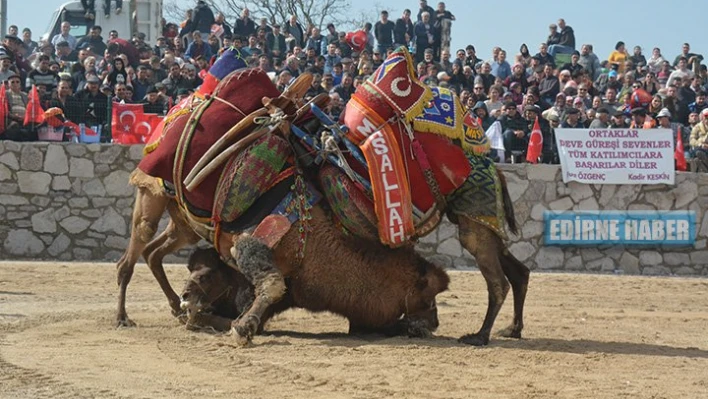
1,262,707,399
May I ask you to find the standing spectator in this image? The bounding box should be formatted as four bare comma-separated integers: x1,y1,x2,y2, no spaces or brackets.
394,9,414,49
608,41,629,73
464,45,480,69
490,49,511,80
49,79,82,123
51,22,77,50
234,9,256,38
107,36,139,67
414,12,435,63
667,57,695,88
332,72,355,103
417,0,436,24
434,2,455,55
161,63,183,98
141,86,166,114
76,26,107,56
305,27,325,57
374,11,395,55
21,28,38,55
132,66,151,102
212,13,233,44
475,62,495,93
191,0,215,42
266,24,287,61
283,15,305,52
185,31,213,65
578,44,600,80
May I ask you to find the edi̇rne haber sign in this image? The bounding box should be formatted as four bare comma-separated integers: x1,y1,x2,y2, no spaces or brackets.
554,129,675,185
544,211,696,246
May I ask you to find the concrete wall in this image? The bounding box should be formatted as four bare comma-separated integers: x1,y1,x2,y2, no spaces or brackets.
1,142,706,276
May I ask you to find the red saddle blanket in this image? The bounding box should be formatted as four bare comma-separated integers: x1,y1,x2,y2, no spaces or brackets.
137,69,281,214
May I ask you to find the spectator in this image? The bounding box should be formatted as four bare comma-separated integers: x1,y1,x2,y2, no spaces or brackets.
51,22,77,50
375,11,395,55
0,54,15,82
534,43,554,68
132,65,151,101
185,31,213,64
49,79,82,122
434,2,455,56
561,107,582,128
76,26,107,56
141,85,166,114
55,41,78,64
21,28,38,55
191,0,215,42
629,107,655,128
104,57,130,88
548,19,575,57
500,102,529,160
212,12,232,44
608,41,629,73
589,107,610,128
283,15,305,51
322,43,341,76
673,43,703,69
516,44,532,67
464,45,480,69
234,8,256,38
667,57,695,88
266,24,287,61
414,12,435,63
107,36,140,67
471,101,494,131
332,72,355,103
26,54,59,91
578,44,600,80
491,49,511,80
539,64,559,105
484,84,504,117
161,63,183,97
305,27,325,57
394,9,415,49
417,0,436,24
3,74,33,141
177,63,202,90
546,24,560,47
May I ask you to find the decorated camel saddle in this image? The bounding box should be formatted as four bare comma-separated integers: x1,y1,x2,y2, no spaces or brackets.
137,48,329,248
300,47,507,247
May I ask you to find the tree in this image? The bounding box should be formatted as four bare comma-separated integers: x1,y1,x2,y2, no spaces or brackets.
165,0,361,31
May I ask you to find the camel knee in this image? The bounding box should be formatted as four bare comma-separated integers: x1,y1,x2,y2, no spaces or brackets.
136,219,159,244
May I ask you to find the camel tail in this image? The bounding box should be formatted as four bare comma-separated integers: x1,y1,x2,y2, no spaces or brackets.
129,168,165,197
496,168,518,235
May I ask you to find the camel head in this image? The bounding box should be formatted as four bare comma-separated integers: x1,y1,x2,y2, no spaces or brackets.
403,259,451,337
181,248,242,324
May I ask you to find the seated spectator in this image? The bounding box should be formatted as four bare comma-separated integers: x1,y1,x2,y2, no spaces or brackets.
629,107,655,128
690,108,708,172
76,25,107,56
534,43,555,68
132,65,151,101
500,102,529,160
484,84,504,118
185,31,213,64
141,85,166,114
48,79,82,122
646,47,666,74
471,101,494,131
332,72,355,103
630,46,647,67
0,53,15,82
490,49,511,80
176,63,202,91
589,107,610,128
561,107,583,128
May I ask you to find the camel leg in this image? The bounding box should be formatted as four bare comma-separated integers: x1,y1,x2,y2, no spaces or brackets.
497,250,530,339
145,201,202,317
456,216,509,346
229,236,286,346
116,187,168,327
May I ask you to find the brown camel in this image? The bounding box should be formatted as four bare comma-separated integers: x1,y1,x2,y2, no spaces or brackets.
179,221,450,338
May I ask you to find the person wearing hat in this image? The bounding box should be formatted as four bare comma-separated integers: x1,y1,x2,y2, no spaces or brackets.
499,102,530,161
630,107,656,128
589,107,610,128
526,104,557,163
561,107,583,128
266,23,287,61
141,84,166,114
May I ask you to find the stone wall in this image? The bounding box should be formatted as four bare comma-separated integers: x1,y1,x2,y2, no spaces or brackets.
1,142,706,276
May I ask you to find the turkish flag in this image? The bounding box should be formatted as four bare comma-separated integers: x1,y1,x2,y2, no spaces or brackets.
675,127,687,171
526,117,543,164
0,83,7,133
345,30,367,52
24,85,45,126
112,102,148,144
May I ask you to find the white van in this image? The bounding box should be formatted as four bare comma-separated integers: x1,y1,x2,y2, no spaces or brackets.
42,0,163,44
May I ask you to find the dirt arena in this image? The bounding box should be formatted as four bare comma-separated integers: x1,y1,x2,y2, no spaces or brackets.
1,261,707,399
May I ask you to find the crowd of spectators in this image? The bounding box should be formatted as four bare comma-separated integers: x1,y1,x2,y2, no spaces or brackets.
1,0,707,171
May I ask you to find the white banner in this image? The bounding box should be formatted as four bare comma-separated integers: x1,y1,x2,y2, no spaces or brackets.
554,128,675,185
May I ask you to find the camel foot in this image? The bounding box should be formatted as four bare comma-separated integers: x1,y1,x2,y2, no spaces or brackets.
116,316,136,328
458,333,489,346
231,316,259,346
497,325,522,339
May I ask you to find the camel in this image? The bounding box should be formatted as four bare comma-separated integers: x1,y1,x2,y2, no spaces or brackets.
179,217,450,338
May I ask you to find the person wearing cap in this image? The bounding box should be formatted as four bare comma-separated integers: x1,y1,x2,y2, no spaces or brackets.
498,101,529,161
608,108,627,128
141,84,166,114
589,107,610,128
561,107,583,128
629,107,656,129
527,104,558,163
656,107,687,150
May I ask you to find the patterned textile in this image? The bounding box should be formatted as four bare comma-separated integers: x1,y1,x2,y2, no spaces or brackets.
213,134,291,224
446,154,507,239
413,87,464,139
360,46,432,123
461,112,491,155
198,47,248,96
319,164,378,241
